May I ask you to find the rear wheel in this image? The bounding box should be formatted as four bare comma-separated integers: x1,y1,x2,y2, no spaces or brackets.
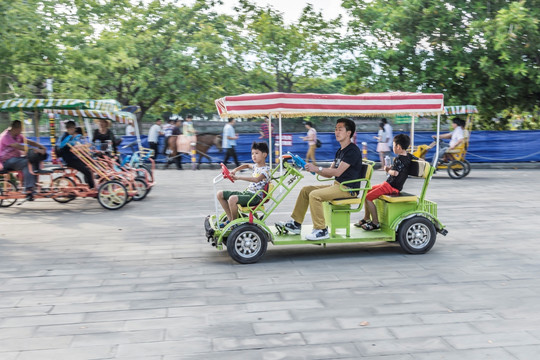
132,177,149,201
398,217,436,254
0,180,18,207
226,224,268,264
462,160,471,177
52,176,77,203
97,180,128,210
447,160,466,179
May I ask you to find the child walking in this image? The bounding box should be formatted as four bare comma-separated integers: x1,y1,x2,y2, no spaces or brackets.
217,142,270,226
355,134,413,231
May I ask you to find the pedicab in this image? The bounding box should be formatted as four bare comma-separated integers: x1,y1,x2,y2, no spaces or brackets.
0,99,148,209
412,105,476,179
205,92,448,264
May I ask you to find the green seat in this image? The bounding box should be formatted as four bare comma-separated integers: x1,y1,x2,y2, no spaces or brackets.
323,163,374,237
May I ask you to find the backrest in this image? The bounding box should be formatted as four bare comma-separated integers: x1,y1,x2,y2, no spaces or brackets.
408,159,434,203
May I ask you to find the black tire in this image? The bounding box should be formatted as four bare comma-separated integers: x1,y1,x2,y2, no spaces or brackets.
447,160,466,179
52,176,77,203
132,177,149,201
97,180,128,210
141,164,154,182
397,216,437,254
0,180,18,207
226,224,268,264
462,160,471,177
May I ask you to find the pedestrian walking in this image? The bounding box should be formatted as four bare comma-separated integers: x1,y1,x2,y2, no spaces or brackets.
222,118,240,167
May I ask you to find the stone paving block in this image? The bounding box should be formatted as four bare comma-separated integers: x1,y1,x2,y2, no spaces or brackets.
35,321,126,336
83,308,167,322
50,301,131,314
444,331,539,349
15,345,115,360
372,301,450,315
303,327,395,345
0,335,72,352
0,305,52,318
0,314,85,328
131,297,207,310
336,313,422,329
0,327,35,340
389,322,479,339
254,319,339,335
247,299,324,312
356,337,451,356
418,310,501,324
208,309,292,323
212,332,305,351
505,345,540,360
71,329,164,347
115,338,211,358
412,348,517,359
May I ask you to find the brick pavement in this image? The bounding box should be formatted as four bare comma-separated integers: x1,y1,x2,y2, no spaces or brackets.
0,167,539,359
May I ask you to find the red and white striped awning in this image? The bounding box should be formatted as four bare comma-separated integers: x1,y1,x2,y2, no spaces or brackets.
215,92,444,118
43,109,136,124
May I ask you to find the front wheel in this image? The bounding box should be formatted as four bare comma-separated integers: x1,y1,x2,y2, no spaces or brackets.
447,160,466,179
97,180,128,210
226,224,268,264
397,217,436,254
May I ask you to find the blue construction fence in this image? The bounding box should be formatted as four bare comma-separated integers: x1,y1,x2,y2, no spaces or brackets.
29,129,540,164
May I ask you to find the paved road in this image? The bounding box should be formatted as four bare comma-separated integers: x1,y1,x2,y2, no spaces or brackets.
1,167,539,359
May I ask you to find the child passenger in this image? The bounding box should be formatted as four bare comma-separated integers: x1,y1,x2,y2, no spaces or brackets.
217,142,270,226
355,133,412,231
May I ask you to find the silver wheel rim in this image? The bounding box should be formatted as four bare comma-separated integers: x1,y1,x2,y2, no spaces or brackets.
405,223,431,249
234,231,261,258
99,182,126,208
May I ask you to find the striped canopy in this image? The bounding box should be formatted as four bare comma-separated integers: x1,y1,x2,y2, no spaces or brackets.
444,105,478,115
215,92,445,118
85,99,123,113
0,98,87,112
43,109,136,124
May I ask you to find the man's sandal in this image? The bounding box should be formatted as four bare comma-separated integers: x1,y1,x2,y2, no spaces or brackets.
361,222,381,231
354,219,370,228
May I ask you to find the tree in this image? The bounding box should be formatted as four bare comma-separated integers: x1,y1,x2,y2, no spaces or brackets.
341,0,540,122
231,0,343,93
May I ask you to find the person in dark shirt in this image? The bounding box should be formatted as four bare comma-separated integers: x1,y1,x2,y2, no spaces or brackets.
278,118,365,241
92,119,117,154
356,133,412,231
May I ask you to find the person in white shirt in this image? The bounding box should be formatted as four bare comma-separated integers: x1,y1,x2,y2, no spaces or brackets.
382,118,393,149
125,121,135,136
147,119,163,160
431,117,465,163
302,121,317,165
222,118,240,167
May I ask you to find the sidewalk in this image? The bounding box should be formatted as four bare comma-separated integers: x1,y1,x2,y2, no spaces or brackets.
0,168,539,359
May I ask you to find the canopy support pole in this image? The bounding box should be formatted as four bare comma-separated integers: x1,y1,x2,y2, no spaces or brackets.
433,114,441,167
410,114,415,153
268,115,273,170
278,113,283,178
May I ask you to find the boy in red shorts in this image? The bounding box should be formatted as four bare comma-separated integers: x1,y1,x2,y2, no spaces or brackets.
355,133,412,231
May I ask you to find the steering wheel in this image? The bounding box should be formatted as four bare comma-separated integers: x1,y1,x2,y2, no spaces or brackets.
220,163,235,183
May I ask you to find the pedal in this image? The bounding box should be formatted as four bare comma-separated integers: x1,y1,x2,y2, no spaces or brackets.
275,222,288,235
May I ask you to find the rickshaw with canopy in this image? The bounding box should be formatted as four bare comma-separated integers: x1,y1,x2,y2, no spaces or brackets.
0,98,149,209
205,92,448,264
412,105,476,179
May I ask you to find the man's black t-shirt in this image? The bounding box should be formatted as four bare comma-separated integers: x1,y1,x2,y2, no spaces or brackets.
334,142,364,190
387,153,413,191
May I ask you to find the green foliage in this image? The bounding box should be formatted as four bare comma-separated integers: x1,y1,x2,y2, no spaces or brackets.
1,0,538,130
